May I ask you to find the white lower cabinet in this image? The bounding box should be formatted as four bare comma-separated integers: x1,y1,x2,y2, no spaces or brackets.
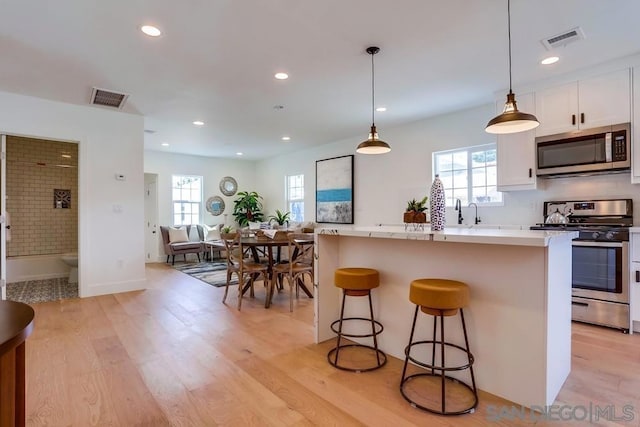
630,232,640,332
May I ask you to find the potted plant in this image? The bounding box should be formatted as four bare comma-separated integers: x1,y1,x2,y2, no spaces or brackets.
268,209,291,229
232,191,264,226
403,196,428,223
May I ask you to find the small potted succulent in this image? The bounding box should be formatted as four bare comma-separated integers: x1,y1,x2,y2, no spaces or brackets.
220,225,235,238
403,196,428,223
268,209,291,229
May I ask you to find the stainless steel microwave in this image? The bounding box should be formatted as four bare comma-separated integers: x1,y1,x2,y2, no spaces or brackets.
535,123,630,177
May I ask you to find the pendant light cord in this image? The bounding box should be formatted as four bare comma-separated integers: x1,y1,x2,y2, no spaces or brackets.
507,0,513,94
371,51,376,126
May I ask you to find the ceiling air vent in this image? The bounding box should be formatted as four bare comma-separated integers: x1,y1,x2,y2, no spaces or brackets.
541,27,585,50
90,87,129,109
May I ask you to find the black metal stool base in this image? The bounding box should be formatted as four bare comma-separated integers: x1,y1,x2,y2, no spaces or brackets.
400,306,478,416
327,343,387,372
400,373,477,415
327,290,386,373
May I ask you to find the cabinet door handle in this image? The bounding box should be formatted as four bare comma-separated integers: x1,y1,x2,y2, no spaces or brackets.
572,301,589,307
528,168,532,178
636,271,639,282
572,114,576,125
580,113,585,124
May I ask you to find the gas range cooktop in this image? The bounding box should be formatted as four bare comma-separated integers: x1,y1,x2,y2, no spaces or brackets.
530,199,633,242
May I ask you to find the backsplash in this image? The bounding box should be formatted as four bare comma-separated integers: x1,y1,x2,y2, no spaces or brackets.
6,136,78,257
445,172,640,227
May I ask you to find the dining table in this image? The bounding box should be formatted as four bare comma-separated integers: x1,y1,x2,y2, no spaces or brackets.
240,234,314,302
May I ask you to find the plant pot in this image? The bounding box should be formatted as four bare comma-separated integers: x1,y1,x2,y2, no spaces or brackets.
403,211,426,223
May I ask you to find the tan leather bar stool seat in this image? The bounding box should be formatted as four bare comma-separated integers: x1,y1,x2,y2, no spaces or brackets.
328,267,386,372
401,278,478,416
410,278,469,317
335,267,379,296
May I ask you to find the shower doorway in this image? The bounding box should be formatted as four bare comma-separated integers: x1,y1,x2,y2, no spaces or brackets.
3,135,79,303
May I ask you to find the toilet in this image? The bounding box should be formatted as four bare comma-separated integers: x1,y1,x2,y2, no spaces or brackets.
61,253,78,284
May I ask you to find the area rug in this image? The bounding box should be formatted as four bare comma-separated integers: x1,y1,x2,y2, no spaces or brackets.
7,277,78,304
173,261,238,288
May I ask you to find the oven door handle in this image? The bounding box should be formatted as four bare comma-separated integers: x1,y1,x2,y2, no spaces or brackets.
572,241,624,248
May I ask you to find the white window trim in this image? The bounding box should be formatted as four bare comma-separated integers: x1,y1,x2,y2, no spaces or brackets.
171,174,203,226
286,174,304,222
432,143,503,207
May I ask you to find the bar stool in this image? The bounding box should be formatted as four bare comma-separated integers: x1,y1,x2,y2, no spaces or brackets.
327,267,387,372
400,278,478,415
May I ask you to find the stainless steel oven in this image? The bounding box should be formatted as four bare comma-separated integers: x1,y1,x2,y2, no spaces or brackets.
571,240,629,332
531,199,632,332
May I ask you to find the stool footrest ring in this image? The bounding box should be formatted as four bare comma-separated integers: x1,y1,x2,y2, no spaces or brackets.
404,340,475,372
327,344,387,372
400,373,478,415
330,317,384,339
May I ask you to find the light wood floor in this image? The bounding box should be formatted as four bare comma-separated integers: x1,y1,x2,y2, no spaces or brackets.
25,263,640,426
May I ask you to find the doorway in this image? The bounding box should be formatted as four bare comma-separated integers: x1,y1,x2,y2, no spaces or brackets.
3,135,79,303
144,173,159,262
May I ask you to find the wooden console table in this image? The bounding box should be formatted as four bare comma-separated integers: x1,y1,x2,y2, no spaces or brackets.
0,300,34,427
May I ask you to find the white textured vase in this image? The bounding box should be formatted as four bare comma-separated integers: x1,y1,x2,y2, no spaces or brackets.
429,174,446,231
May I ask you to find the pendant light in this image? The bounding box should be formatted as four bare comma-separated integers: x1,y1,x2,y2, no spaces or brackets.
356,46,391,154
485,0,539,134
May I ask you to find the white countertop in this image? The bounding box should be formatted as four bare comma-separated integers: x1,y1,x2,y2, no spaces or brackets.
316,225,577,247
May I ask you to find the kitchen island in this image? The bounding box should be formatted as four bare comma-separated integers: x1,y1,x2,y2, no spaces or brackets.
314,226,576,409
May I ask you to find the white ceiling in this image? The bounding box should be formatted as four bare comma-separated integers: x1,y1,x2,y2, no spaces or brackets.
1,0,640,160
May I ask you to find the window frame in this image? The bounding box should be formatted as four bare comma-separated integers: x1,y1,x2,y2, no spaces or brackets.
286,174,304,223
432,143,503,208
171,174,203,226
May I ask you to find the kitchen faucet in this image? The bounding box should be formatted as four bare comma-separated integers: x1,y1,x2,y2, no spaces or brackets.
468,202,481,225
455,199,463,224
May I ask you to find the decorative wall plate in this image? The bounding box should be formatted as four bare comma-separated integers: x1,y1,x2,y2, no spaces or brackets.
206,196,225,216
219,176,238,196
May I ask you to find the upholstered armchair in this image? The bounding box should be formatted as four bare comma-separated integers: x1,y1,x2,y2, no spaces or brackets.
160,225,203,265
196,224,225,260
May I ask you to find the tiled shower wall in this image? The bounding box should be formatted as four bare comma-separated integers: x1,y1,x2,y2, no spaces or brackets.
6,136,78,257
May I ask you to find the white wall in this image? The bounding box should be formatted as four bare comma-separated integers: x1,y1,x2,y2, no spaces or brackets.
256,102,640,227
0,90,145,297
144,151,257,260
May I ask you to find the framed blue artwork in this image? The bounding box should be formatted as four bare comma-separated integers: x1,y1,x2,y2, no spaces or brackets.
315,155,354,224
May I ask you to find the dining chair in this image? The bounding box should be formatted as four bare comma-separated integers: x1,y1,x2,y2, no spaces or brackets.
271,233,314,311
221,233,270,310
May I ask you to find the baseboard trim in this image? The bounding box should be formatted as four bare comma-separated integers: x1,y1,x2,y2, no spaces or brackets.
633,320,640,334
81,278,146,298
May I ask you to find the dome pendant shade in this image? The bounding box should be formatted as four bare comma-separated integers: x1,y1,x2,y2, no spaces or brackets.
357,46,390,154
486,92,540,134
485,0,539,135
356,125,391,154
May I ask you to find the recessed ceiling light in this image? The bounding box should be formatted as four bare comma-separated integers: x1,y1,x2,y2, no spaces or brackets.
141,25,162,37
376,107,387,112
161,143,169,147
281,136,291,141
193,120,205,126
541,56,560,65
236,152,243,156
274,72,289,80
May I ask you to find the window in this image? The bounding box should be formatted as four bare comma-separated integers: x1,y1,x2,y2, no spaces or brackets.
172,175,202,225
286,174,304,222
433,144,502,207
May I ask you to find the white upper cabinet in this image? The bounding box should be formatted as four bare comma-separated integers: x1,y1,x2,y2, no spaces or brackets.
535,69,631,137
633,67,640,184
496,92,537,191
